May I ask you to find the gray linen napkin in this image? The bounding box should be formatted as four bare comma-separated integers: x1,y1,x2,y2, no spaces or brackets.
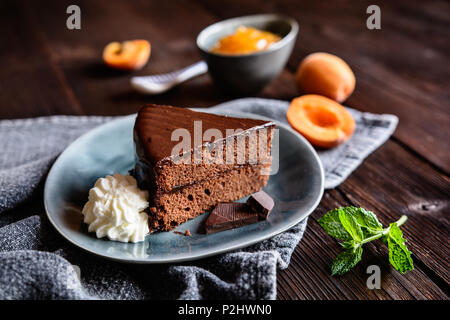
0,98,397,300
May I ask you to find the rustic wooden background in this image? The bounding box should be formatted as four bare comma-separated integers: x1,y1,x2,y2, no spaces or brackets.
0,0,448,299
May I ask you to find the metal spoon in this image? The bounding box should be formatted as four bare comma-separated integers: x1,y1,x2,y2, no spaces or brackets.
130,61,208,95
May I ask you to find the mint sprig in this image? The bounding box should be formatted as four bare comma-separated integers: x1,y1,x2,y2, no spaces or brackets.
318,206,413,276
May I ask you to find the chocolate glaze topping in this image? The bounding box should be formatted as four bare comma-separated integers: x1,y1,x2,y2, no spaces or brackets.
134,104,275,168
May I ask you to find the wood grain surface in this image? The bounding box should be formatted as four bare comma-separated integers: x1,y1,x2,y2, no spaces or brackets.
0,0,448,299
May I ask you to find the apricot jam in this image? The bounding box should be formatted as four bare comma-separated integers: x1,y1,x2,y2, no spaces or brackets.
210,26,281,55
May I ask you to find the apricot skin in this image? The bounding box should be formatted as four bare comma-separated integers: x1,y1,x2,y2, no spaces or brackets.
296,52,355,103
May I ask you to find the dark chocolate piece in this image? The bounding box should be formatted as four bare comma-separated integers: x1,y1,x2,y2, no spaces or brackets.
247,190,274,220
204,203,259,234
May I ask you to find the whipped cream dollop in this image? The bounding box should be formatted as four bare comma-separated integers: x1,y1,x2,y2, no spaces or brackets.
82,173,149,243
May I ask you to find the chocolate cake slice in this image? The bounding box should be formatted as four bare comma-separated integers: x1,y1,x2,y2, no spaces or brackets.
133,104,276,231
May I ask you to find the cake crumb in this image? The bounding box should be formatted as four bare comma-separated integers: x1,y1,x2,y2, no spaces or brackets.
173,229,192,236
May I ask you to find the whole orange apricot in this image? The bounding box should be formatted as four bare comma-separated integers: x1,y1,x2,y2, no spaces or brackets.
296,52,355,102
103,40,151,71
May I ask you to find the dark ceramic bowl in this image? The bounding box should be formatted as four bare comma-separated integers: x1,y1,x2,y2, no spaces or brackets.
197,14,298,95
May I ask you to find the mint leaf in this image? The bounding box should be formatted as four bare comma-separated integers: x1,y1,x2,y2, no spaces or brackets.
338,209,364,242
388,223,414,274
345,206,383,237
318,208,413,277
339,240,356,250
318,208,351,241
331,246,363,276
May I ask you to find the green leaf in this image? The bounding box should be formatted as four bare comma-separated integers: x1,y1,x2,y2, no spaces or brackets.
318,208,352,241
319,208,413,277
388,223,414,274
338,209,364,242
345,206,383,237
339,240,356,250
331,246,363,276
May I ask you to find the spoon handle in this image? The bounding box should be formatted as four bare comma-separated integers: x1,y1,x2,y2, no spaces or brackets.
131,61,208,95
175,61,208,83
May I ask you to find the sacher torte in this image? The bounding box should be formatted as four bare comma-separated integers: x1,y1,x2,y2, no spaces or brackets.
133,104,276,232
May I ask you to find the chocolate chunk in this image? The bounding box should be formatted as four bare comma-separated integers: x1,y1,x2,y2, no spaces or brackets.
246,190,274,220
204,203,258,234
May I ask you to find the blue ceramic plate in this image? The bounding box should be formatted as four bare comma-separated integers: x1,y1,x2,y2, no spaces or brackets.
44,111,324,263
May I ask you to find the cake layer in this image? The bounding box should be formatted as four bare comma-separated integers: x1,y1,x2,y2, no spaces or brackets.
134,104,276,193
154,128,274,192
148,164,270,232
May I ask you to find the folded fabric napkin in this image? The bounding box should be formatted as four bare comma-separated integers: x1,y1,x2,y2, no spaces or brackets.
0,98,397,299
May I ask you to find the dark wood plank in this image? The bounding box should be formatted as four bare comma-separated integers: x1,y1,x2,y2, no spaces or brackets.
25,0,217,114
197,0,450,298
338,140,450,285
0,0,82,119
278,188,448,300
3,0,447,300
26,0,297,116
197,0,450,173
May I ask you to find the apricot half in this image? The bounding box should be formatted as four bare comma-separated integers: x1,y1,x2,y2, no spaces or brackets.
296,52,355,102
103,40,151,71
287,94,356,148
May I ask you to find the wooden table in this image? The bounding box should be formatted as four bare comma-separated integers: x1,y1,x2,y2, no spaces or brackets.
1,0,448,300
